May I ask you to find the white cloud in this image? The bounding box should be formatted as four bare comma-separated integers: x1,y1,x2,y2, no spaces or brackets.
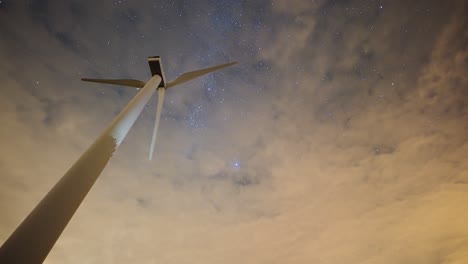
1,1,467,263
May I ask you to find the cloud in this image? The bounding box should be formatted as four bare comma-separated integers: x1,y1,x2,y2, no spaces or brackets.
0,0,467,263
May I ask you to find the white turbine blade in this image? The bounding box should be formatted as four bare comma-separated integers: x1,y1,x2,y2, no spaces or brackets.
166,61,237,88
81,78,146,88
149,88,166,160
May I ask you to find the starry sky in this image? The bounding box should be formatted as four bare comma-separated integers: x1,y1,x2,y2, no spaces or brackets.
1,0,468,263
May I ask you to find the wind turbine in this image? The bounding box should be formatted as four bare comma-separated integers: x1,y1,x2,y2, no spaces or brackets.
0,56,236,263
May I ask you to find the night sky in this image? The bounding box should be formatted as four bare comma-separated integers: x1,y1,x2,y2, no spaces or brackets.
1,0,468,263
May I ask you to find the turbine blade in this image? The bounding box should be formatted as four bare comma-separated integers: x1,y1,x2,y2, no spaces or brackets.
166,62,237,88
81,78,146,88
149,88,166,160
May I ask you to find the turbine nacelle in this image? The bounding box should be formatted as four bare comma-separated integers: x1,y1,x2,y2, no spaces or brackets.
147,56,167,88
